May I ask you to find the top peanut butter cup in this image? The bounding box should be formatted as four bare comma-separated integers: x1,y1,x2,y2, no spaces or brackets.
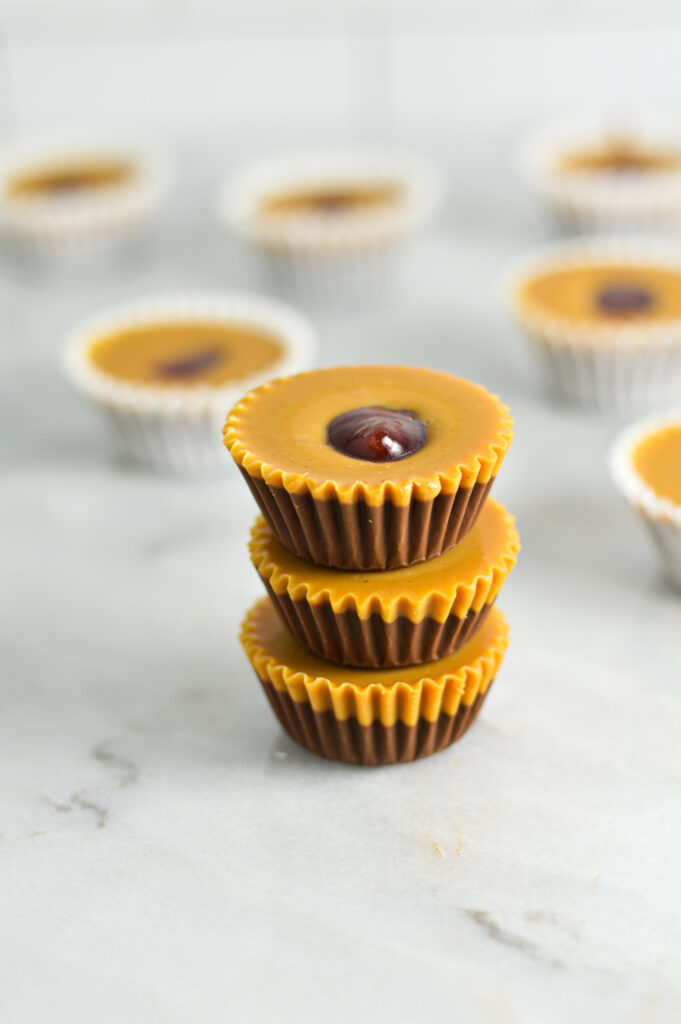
223,364,513,570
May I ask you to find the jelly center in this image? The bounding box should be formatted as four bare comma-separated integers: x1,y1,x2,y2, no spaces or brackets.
326,405,427,462
597,284,653,315
309,192,353,213
156,348,222,379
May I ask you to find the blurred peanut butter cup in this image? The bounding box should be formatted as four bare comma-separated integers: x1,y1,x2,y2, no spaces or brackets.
64,292,315,472
611,409,681,588
505,237,681,411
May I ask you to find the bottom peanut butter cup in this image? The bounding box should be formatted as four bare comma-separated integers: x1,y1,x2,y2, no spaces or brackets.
240,597,510,766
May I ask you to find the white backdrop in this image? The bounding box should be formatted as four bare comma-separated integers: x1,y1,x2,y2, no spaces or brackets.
2,0,681,136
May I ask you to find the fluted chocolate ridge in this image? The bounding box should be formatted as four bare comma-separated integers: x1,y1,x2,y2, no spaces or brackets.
265,583,493,668
261,682,490,765
240,472,493,570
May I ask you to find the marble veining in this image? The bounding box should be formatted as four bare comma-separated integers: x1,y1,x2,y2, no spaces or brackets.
92,739,139,788
464,910,562,967
43,793,108,830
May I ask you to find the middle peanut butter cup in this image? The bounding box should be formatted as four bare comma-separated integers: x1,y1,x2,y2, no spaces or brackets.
224,365,513,570
249,497,519,668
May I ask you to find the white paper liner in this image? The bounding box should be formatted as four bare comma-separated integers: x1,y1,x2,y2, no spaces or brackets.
63,292,317,473
217,149,443,300
504,236,681,412
521,114,681,232
610,410,681,587
0,135,172,262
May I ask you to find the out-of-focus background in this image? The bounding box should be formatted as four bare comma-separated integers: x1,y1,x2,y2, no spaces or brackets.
4,4,681,1024
4,0,681,137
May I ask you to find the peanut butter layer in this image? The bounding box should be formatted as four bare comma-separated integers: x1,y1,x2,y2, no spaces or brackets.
556,140,681,176
518,263,681,325
257,182,404,217
241,597,510,726
632,422,681,505
224,365,513,506
87,321,284,387
249,498,519,623
5,158,136,199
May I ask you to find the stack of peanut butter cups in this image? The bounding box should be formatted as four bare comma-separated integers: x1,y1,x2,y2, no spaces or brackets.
224,365,519,766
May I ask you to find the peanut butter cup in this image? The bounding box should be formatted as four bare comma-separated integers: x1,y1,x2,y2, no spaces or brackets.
611,410,681,589
522,117,681,230
217,150,443,302
249,498,519,668
241,597,510,766
506,239,681,410
224,365,513,570
0,138,171,264
64,293,315,473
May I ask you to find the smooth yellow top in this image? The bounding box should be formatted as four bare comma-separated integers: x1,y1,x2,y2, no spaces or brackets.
5,158,136,199
257,182,404,217
250,498,519,620
632,423,681,505
88,321,284,387
518,264,681,325
556,140,681,176
224,365,513,503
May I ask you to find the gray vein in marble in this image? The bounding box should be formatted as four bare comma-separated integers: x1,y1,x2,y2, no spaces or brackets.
525,908,581,942
44,793,108,830
70,793,108,829
464,910,564,969
92,739,139,788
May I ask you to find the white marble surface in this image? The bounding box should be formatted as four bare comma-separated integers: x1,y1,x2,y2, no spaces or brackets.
2,135,681,1024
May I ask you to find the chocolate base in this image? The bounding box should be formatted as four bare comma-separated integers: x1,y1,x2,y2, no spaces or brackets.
265,581,493,668
260,682,491,766
240,471,493,570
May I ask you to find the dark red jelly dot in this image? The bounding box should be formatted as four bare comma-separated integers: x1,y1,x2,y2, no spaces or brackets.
313,192,352,214
597,285,653,315
156,348,222,379
327,405,427,462
48,176,90,194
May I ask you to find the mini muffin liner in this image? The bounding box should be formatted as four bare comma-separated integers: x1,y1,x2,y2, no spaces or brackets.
241,597,510,765
610,409,681,589
248,501,519,667
521,115,681,232
217,149,443,301
505,237,681,412
63,292,316,473
224,367,513,569
0,136,172,266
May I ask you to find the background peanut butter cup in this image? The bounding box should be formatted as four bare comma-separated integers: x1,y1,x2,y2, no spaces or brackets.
521,114,681,233
217,149,443,303
0,134,172,267
249,499,519,668
610,408,681,589
224,365,513,570
64,292,315,473
240,597,510,766
505,237,681,412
